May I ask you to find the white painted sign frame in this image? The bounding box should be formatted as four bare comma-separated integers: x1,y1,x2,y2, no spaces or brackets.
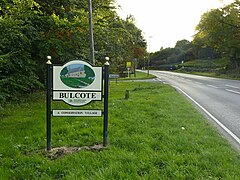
52,60,103,106
53,60,102,91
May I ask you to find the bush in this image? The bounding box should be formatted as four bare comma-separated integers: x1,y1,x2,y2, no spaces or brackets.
0,13,42,107
0,52,42,107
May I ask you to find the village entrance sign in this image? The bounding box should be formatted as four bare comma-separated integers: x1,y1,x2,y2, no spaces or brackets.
53,60,102,106
46,57,109,150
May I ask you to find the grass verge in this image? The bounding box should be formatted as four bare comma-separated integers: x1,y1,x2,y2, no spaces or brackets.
0,82,240,179
188,70,240,80
117,71,156,80
176,58,240,80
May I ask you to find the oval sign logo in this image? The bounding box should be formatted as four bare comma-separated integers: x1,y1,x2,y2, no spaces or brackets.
60,63,95,88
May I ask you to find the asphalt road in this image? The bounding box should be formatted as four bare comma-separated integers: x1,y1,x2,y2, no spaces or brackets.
145,70,240,149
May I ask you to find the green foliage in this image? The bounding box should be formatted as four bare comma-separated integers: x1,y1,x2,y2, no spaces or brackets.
94,14,147,72
0,0,146,106
193,0,240,69
0,0,42,106
150,40,194,67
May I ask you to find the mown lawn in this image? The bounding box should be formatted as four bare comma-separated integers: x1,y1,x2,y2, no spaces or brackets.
0,81,240,179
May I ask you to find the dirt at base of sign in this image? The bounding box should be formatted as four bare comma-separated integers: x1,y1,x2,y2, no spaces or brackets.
44,144,106,160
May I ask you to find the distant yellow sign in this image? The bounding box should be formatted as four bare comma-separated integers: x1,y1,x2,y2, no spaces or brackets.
126,62,131,67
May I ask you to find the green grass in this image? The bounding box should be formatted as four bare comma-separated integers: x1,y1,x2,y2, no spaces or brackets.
1,82,240,179
176,58,240,80
118,71,156,80
187,69,240,80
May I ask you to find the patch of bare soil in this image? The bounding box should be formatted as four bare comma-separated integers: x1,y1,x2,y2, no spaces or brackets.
44,144,106,160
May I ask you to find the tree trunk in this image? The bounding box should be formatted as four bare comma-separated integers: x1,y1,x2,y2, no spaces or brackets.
231,52,239,69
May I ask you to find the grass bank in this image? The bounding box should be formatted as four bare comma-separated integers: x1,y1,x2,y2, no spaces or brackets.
187,70,240,80
1,82,240,179
177,59,240,80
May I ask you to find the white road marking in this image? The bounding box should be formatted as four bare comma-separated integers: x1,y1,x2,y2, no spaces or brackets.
225,85,240,89
154,77,167,84
226,89,240,95
173,86,240,145
207,84,219,89
195,82,203,85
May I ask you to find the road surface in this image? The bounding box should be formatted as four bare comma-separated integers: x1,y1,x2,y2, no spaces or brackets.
146,70,240,149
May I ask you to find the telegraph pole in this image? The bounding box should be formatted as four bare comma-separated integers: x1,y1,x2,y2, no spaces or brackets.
147,36,153,76
88,0,95,65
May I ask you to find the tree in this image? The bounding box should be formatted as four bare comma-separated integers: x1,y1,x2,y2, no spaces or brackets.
175,40,192,51
150,39,195,67
174,40,194,62
0,0,42,105
193,1,240,69
94,14,146,72
0,0,147,106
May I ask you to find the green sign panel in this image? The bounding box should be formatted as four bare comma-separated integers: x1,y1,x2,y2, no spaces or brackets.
60,63,95,88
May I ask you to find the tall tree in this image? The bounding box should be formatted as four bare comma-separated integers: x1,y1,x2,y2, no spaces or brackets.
0,0,147,106
193,0,240,69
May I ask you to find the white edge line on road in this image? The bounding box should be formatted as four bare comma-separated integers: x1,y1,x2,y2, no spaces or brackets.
225,85,240,89
226,89,240,95
173,85,240,145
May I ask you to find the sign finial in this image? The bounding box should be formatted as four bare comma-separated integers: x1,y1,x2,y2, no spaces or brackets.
46,56,52,64
105,57,110,66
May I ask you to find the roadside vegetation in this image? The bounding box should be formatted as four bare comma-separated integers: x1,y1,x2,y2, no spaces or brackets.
117,71,156,80
1,81,240,179
177,58,240,80
0,0,147,107
149,1,240,78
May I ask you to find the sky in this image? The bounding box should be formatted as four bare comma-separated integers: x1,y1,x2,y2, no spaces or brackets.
115,0,235,52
